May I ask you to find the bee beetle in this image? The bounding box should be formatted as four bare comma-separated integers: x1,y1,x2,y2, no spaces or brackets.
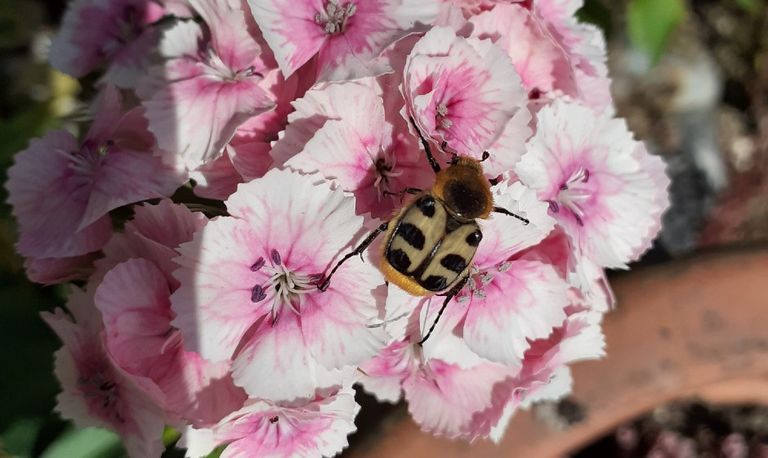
319,118,529,344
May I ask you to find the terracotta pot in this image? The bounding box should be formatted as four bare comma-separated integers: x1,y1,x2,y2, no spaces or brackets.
347,248,768,457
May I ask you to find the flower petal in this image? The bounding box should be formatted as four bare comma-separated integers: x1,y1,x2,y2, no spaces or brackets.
462,260,569,367
231,314,345,401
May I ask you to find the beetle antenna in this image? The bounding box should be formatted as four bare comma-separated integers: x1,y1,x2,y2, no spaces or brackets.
493,206,530,225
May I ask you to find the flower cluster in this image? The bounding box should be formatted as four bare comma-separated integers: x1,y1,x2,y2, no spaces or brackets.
5,0,670,456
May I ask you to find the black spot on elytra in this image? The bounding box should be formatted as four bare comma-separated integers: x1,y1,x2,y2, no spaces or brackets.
444,180,486,218
415,195,436,217
440,254,467,273
387,249,411,273
397,223,425,250
465,229,482,247
422,275,448,291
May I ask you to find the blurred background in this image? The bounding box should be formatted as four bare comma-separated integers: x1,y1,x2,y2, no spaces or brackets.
0,0,766,457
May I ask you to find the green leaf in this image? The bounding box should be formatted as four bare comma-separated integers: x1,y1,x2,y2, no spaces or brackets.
1,417,44,457
162,427,180,447
627,0,686,64
734,0,760,13
40,427,124,458
206,446,226,458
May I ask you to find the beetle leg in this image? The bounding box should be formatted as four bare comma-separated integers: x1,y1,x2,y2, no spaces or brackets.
493,206,530,225
383,187,423,202
409,116,441,174
317,221,389,292
418,275,469,345
488,175,502,186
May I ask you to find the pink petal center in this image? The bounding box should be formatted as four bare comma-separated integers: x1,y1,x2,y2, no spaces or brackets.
460,261,513,300
100,3,160,60
77,356,128,426
249,249,320,324
314,0,358,35
202,49,263,83
371,152,405,200
549,166,593,226
58,140,112,183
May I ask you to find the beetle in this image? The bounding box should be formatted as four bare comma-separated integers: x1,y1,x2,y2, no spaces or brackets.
318,118,529,344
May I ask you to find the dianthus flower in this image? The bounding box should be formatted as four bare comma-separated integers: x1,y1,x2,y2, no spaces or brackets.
171,169,386,401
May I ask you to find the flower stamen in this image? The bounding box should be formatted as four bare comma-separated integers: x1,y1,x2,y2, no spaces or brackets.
315,1,356,35
435,103,452,129
550,166,592,226
373,154,404,200
250,251,315,324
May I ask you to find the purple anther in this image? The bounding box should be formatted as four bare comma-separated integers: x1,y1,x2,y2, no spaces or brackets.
270,249,281,265
547,200,560,213
559,183,569,191
250,257,265,271
582,168,590,183
573,212,584,226
251,285,266,302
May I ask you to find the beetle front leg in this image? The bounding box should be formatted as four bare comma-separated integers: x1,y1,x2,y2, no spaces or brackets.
493,206,530,225
418,275,469,345
317,221,389,292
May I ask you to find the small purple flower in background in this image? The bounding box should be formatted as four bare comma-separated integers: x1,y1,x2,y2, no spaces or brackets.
5,0,671,455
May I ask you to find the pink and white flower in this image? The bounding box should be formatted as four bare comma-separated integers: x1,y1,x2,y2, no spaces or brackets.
171,169,386,401
248,0,439,81
271,80,384,167
188,150,244,200
446,0,529,17
140,0,276,169
93,199,207,289
183,384,359,458
95,258,247,426
5,86,184,260
285,82,434,219
515,100,670,269
24,253,100,285
359,334,518,441
532,0,613,111
468,4,576,97
404,27,531,176
515,228,616,312
42,289,167,458
50,0,166,88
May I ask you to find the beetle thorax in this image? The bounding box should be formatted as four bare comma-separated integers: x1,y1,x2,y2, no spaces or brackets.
433,161,492,219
